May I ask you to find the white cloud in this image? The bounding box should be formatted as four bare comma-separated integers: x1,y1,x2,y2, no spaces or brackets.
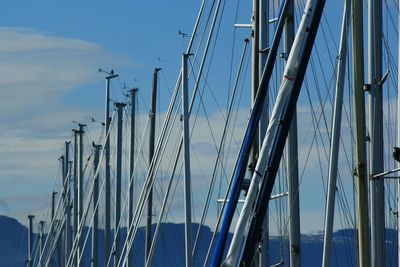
0,28,120,117
0,28,126,224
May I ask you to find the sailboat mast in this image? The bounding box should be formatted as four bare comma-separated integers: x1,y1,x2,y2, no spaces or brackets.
127,88,137,267
64,141,72,261
39,220,45,267
104,71,118,265
182,53,193,267
284,1,301,266
250,0,260,172
115,102,126,265
59,155,65,267
351,0,371,265
368,0,385,265
259,0,269,265
27,214,34,267
146,67,161,261
322,0,350,266
77,123,85,267
73,128,78,265
397,0,400,264
92,143,101,267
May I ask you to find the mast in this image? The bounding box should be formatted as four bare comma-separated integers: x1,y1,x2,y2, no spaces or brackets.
182,53,193,267
27,214,34,267
368,0,385,265
352,0,371,265
39,220,45,267
250,0,260,173
73,128,78,265
58,155,65,267
51,191,56,266
104,70,118,265
212,1,292,265
259,0,269,265
127,88,137,267
322,0,350,266
285,1,301,266
146,67,161,261
92,143,101,267
239,0,326,264
77,123,85,266
397,0,400,264
115,102,126,266
65,141,72,261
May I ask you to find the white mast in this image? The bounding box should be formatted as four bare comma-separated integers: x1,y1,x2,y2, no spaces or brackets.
77,123,85,267
182,53,193,267
322,0,350,266
127,88,137,267
92,143,101,267
39,220,45,267
104,70,118,265
64,141,72,262
222,2,314,265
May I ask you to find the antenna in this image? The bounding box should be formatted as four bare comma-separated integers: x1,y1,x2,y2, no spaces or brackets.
178,30,190,38
99,68,119,79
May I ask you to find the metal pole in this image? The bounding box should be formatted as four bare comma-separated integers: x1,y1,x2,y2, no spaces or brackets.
368,0,385,265
352,0,371,265
59,155,65,267
39,220,45,267
250,0,260,174
212,1,293,264
92,143,101,267
182,53,193,267
259,0,269,265
105,70,118,265
285,1,301,266
127,88,137,267
322,1,350,266
65,141,72,262
77,123,85,267
240,0,326,263
28,215,34,267
397,0,400,264
51,191,56,266
73,128,78,262
146,67,161,262
115,102,126,266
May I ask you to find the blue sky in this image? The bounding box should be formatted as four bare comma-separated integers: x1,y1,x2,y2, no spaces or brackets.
0,0,253,227
1,0,397,240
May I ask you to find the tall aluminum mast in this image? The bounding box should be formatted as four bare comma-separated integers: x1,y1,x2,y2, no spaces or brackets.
127,88,138,267
284,1,301,266
103,70,118,265
322,0,350,265
114,102,126,265
146,67,161,262
368,0,385,265
352,0,371,265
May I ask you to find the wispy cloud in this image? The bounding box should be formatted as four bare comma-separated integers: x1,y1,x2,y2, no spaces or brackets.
0,28,126,224
0,28,119,117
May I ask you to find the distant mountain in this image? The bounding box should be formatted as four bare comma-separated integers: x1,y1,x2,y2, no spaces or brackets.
0,215,397,266
0,215,28,267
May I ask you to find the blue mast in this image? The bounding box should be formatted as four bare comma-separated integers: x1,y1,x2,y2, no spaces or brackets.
211,1,291,265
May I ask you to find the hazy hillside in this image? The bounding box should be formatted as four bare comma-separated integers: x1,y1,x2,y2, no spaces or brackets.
0,215,397,266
